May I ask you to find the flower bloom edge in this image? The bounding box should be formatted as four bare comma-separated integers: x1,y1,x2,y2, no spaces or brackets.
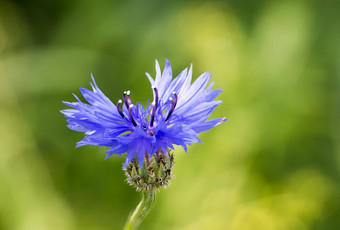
61,59,227,168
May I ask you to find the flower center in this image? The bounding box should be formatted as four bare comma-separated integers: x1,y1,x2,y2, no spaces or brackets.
116,90,137,126
116,87,178,131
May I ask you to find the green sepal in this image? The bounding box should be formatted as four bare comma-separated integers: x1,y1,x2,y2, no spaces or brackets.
159,163,166,179
151,157,159,177
130,165,138,179
123,149,174,192
165,152,171,169
140,160,149,182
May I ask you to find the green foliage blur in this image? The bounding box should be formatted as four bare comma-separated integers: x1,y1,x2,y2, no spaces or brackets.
0,0,339,229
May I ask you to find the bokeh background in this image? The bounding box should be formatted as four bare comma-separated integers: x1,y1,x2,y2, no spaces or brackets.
0,0,339,229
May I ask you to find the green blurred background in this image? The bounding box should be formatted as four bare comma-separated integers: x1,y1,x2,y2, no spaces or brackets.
0,0,339,229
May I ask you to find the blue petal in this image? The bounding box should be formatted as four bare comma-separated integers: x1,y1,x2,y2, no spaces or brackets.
157,59,173,99
155,59,162,83
190,117,228,133
145,72,155,87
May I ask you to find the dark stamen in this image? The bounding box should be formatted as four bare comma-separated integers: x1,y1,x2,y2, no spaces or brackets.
152,87,159,111
172,92,178,107
116,100,125,118
123,91,129,109
126,90,132,105
165,92,178,122
150,87,159,127
150,102,156,127
128,104,137,126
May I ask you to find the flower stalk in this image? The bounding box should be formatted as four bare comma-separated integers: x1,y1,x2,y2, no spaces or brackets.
123,190,156,230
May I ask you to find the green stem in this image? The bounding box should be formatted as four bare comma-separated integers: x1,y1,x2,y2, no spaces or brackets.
123,190,157,230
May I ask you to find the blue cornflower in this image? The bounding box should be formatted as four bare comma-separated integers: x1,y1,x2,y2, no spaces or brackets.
61,59,227,168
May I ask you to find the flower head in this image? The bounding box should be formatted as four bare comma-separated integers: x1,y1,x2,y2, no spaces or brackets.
61,59,227,168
